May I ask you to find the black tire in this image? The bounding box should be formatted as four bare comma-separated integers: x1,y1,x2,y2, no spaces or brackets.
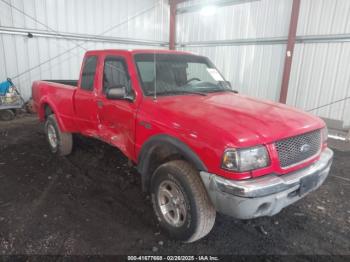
44,114,73,156
0,110,15,121
151,160,216,242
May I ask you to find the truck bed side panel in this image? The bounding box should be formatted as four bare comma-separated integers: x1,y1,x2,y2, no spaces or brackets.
32,80,79,132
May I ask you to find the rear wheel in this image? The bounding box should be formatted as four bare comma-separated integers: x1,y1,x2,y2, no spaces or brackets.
45,114,73,156
0,109,15,121
151,160,216,242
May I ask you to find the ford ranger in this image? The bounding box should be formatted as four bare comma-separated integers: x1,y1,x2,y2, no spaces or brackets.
32,49,333,242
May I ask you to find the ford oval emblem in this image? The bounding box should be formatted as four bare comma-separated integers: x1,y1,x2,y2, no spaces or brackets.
300,144,311,153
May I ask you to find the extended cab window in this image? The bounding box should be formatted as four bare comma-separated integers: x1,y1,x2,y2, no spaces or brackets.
81,56,98,91
103,56,130,94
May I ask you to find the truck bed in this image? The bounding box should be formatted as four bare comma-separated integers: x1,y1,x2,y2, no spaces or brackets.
32,80,78,131
42,80,78,87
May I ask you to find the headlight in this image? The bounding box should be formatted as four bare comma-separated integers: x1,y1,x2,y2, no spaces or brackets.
222,146,270,172
321,127,328,144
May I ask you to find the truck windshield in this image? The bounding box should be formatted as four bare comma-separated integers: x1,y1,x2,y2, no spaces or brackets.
134,53,232,96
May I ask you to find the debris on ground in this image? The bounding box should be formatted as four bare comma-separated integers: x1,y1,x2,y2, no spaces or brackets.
317,206,326,211
256,225,268,236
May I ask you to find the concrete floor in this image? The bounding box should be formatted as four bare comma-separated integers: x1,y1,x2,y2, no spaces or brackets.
0,115,349,255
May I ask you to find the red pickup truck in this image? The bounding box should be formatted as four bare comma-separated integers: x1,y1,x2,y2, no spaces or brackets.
32,49,333,242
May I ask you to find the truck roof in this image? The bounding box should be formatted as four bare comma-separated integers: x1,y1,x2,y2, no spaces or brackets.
85,49,195,56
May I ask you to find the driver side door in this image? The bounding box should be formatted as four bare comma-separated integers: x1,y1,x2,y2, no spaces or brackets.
96,55,136,158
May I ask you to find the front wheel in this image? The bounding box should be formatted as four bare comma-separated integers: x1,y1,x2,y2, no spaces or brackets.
45,114,73,156
151,160,216,242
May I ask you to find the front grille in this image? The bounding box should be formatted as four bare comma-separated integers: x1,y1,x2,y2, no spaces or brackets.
275,129,321,168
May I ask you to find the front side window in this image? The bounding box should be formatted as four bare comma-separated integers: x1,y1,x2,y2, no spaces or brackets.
134,54,231,96
103,56,130,94
81,56,98,91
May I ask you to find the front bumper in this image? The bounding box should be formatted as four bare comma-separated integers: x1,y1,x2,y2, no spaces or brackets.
200,148,333,219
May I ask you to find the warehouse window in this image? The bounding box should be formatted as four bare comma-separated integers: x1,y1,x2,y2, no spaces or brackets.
103,56,130,94
81,56,98,91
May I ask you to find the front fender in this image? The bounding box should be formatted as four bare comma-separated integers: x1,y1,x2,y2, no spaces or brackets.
137,134,208,191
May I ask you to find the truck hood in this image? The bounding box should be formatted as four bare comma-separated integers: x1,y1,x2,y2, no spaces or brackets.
153,92,324,147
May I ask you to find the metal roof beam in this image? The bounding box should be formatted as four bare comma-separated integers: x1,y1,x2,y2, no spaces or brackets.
0,26,168,47
178,34,350,47
176,0,260,14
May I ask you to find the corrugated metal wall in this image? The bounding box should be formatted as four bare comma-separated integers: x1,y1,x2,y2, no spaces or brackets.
177,0,292,102
177,0,292,42
1,0,349,128
177,0,350,128
287,0,350,128
0,0,169,100
184,45,286,101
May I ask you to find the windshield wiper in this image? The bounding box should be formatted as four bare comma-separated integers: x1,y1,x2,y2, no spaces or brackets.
225,89,239,93
179,90,207,96
156,90,207,96
207,88,238,94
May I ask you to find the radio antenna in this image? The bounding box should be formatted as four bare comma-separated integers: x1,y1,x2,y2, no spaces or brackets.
153,51,157,100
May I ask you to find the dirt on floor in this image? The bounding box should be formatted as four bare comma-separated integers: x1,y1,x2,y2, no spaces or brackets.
0,115,349,256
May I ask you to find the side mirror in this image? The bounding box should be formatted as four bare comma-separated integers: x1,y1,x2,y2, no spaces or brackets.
106,86,127,100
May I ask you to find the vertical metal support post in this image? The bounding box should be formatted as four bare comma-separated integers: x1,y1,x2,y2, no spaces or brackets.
279,0,301,104
169,0,178,50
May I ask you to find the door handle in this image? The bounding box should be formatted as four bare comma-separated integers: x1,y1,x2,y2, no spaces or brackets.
97,100,103,108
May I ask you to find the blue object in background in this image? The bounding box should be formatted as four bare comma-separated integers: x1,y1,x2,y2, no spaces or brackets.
0,80,12,95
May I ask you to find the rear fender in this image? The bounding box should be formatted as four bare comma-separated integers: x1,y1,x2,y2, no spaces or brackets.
39,97,67,132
